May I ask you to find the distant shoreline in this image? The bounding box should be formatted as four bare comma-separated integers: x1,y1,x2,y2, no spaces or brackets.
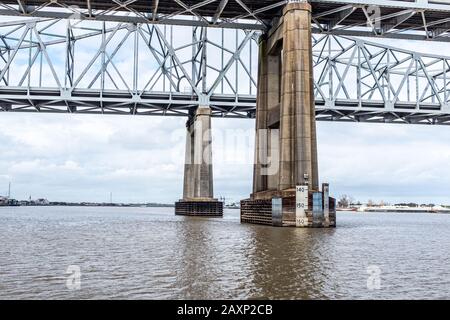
0,203,241,209
0,203,175,208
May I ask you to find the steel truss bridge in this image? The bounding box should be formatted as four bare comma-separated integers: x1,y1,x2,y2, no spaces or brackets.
1,0,450,124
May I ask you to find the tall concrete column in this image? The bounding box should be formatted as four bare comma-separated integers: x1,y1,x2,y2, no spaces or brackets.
176,106,223,216
278,1,318,191
183,106,213,200
253,37,282,195
192,106,213,199
183,122,194,199
253,37,269,194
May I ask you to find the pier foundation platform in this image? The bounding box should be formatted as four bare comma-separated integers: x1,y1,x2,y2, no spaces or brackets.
175,199,223,217
241,187,336,227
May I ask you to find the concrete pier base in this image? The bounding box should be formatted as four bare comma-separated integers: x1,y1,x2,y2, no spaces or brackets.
241,1,335,227
176,106,223,217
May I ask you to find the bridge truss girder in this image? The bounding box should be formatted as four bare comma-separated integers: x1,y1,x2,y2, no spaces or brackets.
0,18,259,118
0,17,450,125
313,34,450,125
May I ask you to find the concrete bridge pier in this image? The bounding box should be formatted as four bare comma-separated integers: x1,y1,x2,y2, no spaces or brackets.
175,106,223,217
241,1,336,227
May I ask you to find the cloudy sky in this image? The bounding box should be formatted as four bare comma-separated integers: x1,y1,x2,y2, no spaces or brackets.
2,111,450,205
1,18,450,205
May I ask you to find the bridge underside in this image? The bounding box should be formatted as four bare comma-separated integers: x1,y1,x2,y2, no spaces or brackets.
1,90,450,125
1,1,450,41
0,89,256,118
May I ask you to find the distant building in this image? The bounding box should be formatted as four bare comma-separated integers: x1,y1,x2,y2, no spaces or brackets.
0,197,19,206
34,198,50,206
7,199,19,206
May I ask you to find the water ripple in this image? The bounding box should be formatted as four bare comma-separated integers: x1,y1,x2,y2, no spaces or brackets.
0,207,449,299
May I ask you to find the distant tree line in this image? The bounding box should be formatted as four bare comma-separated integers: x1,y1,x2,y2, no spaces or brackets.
337,194,437,208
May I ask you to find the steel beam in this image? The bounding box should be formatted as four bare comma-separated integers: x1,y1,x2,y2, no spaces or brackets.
0,0,449,41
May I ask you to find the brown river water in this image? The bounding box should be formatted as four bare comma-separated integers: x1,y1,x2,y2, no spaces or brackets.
0,206,449,299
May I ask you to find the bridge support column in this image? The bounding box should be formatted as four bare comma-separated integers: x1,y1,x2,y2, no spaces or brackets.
241,1,335,227
175,106,223,217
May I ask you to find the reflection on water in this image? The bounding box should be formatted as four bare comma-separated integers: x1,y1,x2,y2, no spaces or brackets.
0,206,449,299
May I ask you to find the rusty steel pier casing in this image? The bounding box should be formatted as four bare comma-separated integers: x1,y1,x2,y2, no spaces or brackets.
241,1,336,227
175,106,223,217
